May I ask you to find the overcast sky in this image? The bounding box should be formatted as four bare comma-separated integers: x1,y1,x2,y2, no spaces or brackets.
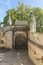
0,0,43,22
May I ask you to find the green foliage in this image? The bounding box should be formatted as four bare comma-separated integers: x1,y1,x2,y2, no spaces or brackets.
33,7,43,32
4,2,32,25
3,2,43,32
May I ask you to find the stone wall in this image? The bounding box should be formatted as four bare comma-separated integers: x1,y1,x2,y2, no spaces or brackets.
0,30,12,49
28,33,43,65
30,33,43,46
0,30,5,48
5,31,12,48
0,30,27,49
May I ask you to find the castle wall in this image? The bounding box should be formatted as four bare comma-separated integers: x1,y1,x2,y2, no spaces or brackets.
28,33,43,65
5,31,12,48
0,30,5,48
0,30,27,49
30,33,43,46
0,30,12,49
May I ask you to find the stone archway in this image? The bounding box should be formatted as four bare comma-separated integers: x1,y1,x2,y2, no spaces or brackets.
15,34,28,49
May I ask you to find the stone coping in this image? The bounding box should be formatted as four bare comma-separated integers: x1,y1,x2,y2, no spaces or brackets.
28,38,43,50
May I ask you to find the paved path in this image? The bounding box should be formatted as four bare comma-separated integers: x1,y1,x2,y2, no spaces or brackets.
0,49,35,65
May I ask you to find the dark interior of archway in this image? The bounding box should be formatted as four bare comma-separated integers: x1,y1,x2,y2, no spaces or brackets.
15,34,28,49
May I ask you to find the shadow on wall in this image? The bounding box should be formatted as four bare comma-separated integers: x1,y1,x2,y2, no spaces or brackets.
28,44,35,65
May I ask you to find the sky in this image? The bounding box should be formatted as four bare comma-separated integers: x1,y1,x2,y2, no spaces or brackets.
0,0,43,22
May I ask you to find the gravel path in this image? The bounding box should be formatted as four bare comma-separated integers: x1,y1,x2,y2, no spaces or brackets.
0,49,35,65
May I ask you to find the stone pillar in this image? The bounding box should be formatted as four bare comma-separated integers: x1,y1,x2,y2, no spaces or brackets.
28,14,36,62
30,14,36,33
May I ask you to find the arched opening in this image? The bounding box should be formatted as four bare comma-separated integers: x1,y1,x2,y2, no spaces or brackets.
15,34,28,49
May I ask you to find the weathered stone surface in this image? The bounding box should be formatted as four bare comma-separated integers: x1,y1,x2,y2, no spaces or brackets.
28,33,43,65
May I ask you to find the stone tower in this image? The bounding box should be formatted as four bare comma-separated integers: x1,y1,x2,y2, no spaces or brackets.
30,14,36,33
7,14,12,25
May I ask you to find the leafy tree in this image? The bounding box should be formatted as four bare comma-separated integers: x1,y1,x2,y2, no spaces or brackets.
3,2,43,32
4,2,32,25
33,7,43,32
4,9,16,25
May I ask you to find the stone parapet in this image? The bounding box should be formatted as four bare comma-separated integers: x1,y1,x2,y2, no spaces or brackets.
28,33,43,65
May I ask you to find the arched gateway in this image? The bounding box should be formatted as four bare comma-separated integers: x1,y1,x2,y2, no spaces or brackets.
12,21,29,49
15,34,27,49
